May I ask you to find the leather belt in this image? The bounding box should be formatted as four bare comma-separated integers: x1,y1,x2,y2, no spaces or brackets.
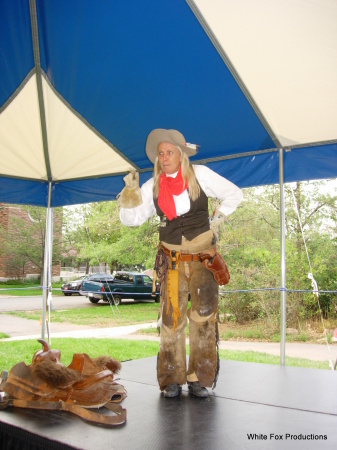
161,246,200,262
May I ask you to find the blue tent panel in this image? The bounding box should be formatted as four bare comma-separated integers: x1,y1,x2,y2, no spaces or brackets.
284,143,337,184
52,174,127,208
0,0,33,107
0,177,48,207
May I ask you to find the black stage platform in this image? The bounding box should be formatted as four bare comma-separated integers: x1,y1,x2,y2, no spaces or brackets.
1,357,337,449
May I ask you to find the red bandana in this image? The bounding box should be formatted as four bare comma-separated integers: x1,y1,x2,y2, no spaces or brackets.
158,168,188,220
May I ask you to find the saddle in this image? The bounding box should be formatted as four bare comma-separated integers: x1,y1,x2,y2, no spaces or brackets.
0,339,127,427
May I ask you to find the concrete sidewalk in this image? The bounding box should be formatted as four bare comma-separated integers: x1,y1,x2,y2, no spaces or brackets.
0,314,156,341
1,315,337,365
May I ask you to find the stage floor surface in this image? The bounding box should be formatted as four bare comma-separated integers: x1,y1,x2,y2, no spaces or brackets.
1,357,337,449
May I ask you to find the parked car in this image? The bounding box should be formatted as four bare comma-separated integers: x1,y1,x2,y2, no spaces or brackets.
61,275,89,296
61,273,113,296
80,271,159,304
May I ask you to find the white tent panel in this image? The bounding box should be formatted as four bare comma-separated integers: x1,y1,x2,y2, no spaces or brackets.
43,79,132,181
194,0,337,146
0,76,47,180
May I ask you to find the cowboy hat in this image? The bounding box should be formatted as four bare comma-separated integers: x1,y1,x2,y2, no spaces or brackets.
145,128,198,164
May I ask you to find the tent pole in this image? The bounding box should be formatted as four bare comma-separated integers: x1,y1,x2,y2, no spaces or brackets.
279,149,286,365
47,198,54,343
41,182,52,341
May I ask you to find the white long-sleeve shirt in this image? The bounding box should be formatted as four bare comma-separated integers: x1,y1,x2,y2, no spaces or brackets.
119,165,243,226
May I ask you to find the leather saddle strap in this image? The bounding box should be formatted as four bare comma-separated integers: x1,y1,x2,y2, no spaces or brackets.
72,369,113,390
7,398,127,427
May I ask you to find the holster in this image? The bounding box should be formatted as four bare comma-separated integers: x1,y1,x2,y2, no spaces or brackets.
199,252,230,286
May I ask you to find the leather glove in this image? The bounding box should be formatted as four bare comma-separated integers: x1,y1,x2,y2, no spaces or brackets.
117,169,142,208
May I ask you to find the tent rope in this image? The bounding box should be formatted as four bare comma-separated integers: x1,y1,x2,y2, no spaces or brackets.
290,186,334,370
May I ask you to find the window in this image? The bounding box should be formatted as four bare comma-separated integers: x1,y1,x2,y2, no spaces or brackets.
143,275,152,286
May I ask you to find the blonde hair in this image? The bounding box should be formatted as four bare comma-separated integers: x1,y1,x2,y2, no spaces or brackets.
153,146,200,200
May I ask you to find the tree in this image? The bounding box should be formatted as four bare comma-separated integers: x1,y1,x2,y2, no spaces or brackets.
0,205,62,282
219,180,337,324
218,188,281,324
62,202,159,272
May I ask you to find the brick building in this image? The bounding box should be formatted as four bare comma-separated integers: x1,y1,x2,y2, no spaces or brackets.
0,204,61,280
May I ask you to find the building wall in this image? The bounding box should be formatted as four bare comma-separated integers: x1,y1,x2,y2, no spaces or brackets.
0,204,61,280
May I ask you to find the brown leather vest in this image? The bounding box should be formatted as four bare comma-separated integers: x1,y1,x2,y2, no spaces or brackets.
154,186,210,245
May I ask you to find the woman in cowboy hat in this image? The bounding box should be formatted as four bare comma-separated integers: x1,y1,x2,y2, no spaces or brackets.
118,128,243,398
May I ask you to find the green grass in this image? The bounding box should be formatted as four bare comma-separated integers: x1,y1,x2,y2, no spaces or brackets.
221,327,265,341
0,338,329,373
139,326,160,335
3,302,159,327
218,349,329,370
0,282,63,296
0,286,44,296
0,338,160,370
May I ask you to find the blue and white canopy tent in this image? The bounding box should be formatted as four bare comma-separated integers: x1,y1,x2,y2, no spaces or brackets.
1,0,337,358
